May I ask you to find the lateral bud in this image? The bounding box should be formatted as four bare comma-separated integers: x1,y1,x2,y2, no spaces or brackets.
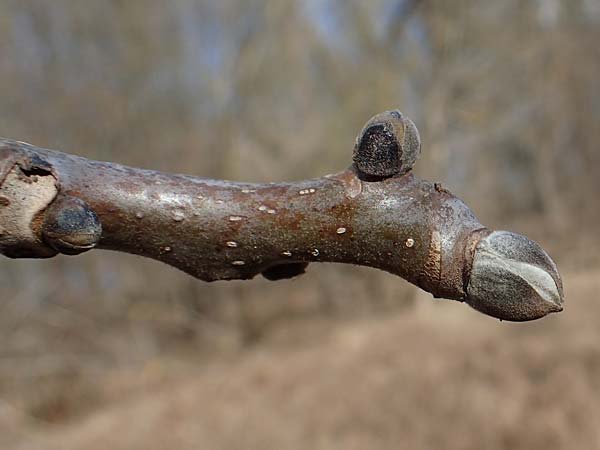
42,195,102,255
353,110,421,178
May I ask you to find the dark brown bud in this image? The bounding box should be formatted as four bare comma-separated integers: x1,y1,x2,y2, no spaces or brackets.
262,262,309,281
42,195,102,255
353,110,421,178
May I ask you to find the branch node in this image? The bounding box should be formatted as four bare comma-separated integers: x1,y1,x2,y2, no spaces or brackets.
0,161,58,258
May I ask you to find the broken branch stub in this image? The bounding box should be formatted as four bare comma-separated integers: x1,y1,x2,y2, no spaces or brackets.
0,111,564,321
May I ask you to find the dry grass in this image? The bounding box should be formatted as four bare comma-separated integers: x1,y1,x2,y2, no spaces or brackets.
1,266,597,450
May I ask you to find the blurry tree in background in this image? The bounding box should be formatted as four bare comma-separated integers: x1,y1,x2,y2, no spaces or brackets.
0,0,598,425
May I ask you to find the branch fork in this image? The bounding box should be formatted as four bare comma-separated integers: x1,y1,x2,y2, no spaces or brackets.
0,111,564,321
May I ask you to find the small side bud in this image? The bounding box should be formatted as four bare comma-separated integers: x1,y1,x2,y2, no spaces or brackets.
42,195,102,255
353,110,421,178
262,262,309,281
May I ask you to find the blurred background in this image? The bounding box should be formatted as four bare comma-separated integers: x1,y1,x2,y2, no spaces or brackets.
1,0,599,449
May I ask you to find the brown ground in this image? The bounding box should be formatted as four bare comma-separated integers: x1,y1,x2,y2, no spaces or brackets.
2,266,598,450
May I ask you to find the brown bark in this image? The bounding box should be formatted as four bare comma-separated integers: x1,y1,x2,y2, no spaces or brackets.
0,111,564,321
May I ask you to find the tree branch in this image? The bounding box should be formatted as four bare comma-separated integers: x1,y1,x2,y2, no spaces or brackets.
0,111,563,321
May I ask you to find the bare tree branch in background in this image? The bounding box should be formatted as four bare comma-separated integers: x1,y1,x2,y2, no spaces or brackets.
0,111,563,322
